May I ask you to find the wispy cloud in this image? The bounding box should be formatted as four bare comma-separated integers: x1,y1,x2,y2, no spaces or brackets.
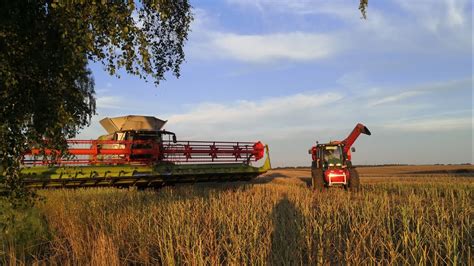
188,8,339,63
227,0,358,18
188,1,471,65
394,0,470,32
167,91,343,130
96,95,124,109
223,0,472,56
158,76,472,164
208,32,337,63
228,0,471,30
384,117,472,132
368,78,472,107
369,91,425,107
91,78,471,139
94,82,124,109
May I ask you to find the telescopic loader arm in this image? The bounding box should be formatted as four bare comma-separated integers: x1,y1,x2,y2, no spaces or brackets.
341,123,371,154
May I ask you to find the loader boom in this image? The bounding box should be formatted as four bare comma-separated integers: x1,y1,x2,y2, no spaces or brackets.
341,123,371,154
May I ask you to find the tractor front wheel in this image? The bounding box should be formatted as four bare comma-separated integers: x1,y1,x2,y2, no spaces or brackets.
311,168,325,191
348,168,360,191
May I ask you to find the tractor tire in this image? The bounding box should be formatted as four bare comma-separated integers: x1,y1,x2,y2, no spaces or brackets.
348,168,360,191
311,167,325,191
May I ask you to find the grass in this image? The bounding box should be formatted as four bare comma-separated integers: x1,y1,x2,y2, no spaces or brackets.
1,169,473,265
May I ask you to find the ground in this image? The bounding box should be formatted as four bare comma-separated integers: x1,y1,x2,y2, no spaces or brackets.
1,165,473,264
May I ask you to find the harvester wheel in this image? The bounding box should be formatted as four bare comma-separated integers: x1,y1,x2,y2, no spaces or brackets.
311,168,325,191
348,168,360,191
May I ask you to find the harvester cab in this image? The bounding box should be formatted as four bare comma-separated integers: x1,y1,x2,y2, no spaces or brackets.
98,115,176,141
309,123,371,190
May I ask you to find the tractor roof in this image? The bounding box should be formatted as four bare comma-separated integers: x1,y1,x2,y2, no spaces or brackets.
99,115,167,134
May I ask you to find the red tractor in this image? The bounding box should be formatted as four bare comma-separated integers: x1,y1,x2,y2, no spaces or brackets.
309,123,371,190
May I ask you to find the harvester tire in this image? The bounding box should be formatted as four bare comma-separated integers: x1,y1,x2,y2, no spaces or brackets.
348,168,360,191
311,168,325,191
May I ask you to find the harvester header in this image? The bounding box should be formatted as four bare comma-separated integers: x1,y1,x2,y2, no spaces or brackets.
15,115,271,188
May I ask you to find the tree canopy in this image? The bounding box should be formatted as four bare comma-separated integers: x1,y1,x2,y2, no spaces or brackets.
359,0,368,19
0,0,192,201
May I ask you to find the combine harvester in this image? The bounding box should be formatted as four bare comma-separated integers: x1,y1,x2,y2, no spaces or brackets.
309,123,371,190
19,115,271,188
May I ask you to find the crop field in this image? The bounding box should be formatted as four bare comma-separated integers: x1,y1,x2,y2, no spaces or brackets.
1,165,473,265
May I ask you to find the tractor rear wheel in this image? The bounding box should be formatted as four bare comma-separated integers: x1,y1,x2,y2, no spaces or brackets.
311,167,325,191
348,168,360,191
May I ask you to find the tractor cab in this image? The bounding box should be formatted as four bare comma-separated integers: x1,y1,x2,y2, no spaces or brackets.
321,144,344,168
310,144,351,169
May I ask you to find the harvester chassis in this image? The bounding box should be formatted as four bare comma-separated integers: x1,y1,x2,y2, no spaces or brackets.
18,146,271,189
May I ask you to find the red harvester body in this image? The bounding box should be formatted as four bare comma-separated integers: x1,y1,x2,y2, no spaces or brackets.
15,115,271,188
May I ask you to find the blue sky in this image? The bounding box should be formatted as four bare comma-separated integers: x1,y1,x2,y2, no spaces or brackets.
79,0,473,166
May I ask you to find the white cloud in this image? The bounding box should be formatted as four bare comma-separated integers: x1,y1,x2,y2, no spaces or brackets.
168,91,343,127
228,0,470,30
96,96,124,109
160,77,471,141
369,91,425,107
446,0,466,26
384,117,472,132
188,1,471,64
222,0,472,56
227,0,358,19
188,6,338,63
337,71,369,89
368,78,472,107
394,0,470,32
207,32,337,63
191,8,215,33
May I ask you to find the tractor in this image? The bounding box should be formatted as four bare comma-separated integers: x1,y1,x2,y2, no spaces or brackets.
309,123,371,190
